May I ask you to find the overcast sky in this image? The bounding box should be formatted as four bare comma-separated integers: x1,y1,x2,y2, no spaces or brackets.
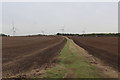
2,2,118,35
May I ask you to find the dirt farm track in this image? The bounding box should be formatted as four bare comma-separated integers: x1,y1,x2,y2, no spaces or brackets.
2,36,66,78
69,37,119,70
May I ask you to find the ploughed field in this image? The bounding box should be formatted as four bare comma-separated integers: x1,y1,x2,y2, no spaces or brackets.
69,37,118,70
2,36,66,78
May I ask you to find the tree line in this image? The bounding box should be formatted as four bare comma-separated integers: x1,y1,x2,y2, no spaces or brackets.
56,33,119,37
0,33,10,37
0,33,119,37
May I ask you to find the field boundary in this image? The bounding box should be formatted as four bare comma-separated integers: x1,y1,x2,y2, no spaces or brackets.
69,37,118,78
42,37,103,78
42,37,118,78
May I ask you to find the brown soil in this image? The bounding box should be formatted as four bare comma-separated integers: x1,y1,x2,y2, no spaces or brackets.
2,36,67,78
69,37,118,70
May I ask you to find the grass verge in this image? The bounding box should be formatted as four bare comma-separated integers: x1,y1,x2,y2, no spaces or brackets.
41,38,102,78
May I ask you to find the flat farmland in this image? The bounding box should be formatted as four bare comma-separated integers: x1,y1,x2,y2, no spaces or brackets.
2,36,66,78
69,37,118,70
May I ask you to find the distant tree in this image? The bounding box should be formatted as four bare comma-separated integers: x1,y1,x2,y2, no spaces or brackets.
0,33,10,37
